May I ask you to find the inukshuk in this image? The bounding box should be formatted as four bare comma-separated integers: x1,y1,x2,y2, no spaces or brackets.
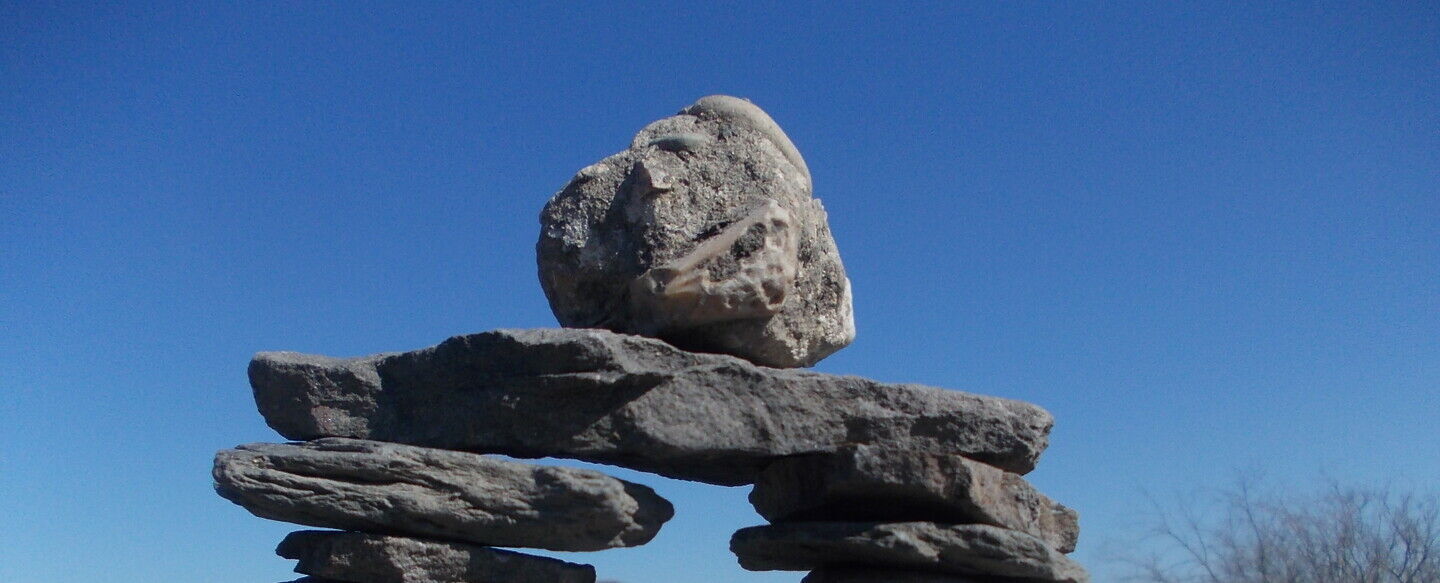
214,95,1089,583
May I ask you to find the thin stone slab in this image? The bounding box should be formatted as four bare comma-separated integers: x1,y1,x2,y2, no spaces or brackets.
804,568,998,583
730,522,1088,583
249,328,1053,484
751,445,1079,552
277,530,596,583
538,95,854,368
214,439,672,551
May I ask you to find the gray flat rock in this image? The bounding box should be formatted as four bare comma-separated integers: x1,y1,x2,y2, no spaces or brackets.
804,567,998,583
249,328,1052,484
214,439,672,551
538,95,855,368
751,445,1079,552
730,522,1088,583
277,530,596,583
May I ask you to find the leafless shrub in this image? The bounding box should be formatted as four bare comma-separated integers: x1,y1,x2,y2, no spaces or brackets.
1122,479,1439,583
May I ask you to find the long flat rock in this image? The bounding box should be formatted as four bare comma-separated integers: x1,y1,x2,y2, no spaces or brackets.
214,439,672,551
804,568,996,583
751,444,1079,552
731,522,1088,583
249,328,1052,484
277,530,596,583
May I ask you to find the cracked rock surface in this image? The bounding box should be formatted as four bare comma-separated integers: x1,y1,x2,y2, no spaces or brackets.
538,95,855,368
249,328,1053,484
277,530,596,583
213,438,672,551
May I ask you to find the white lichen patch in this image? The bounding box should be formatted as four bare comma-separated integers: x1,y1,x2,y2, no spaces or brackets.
629,200,799,330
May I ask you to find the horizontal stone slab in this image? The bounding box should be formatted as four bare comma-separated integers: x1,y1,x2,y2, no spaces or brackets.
214,439,672,551
751,444,1079,552
249,328,1052,484
277,530,596,583
804,568,995,583
731,522,1088,583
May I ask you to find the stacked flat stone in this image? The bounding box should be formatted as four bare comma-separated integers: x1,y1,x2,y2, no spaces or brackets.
732,444,1086,582
213,437,672,582
225,327,1083,581
214,96,1089,582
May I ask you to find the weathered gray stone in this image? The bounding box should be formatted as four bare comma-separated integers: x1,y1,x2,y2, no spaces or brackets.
804,568,997,583
249,328,1053,484
277,530,596,583
751,445,1079,552
731,522,1088,583
214,439,672,551
537,94,854,368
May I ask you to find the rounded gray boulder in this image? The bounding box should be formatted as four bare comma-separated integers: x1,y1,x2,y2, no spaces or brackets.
538,95,855,368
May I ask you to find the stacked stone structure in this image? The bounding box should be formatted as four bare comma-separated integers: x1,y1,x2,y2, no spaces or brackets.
214,96,1088,582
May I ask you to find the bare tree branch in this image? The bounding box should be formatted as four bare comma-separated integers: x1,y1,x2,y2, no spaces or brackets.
1119,477,1438,583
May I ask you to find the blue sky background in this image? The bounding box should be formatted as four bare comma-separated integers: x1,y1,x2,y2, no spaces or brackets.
2,2,1436,582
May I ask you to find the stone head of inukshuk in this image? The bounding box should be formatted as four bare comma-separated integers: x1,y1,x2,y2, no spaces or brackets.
538,95,855,368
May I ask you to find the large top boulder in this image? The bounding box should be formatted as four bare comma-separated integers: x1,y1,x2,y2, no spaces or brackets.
538,95,855,368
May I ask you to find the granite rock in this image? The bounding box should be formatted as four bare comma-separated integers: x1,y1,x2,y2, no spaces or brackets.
538,95,855,368
249,328,1053,484
751,444,1078,552
731,522,1088,583
277,530,596,583
214,439,672,551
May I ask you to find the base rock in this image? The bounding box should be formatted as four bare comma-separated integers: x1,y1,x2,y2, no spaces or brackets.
804,568,997,583
731,522,1088,583
249,328,1053,484
751,444,1078,552
214,438,672,551
277,530,596,583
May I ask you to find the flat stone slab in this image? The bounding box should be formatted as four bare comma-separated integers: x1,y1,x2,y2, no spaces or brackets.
731,522,1088,583
277,530,596,583
214,439,672,551
248,328,1052,484
804,568,996,583
751,444,1079,552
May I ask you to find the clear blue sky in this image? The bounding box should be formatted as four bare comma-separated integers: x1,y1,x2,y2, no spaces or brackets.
2,3,1435,582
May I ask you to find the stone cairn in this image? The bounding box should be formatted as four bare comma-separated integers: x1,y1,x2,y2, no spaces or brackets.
214,95,1089,583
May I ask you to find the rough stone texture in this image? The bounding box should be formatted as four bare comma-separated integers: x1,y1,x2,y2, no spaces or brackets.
751,445,1079,552
537,94,855,368
804,568,997,583
214,438,672,551
277,530,596,583
249,328,1053,484
730,522,1088,583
